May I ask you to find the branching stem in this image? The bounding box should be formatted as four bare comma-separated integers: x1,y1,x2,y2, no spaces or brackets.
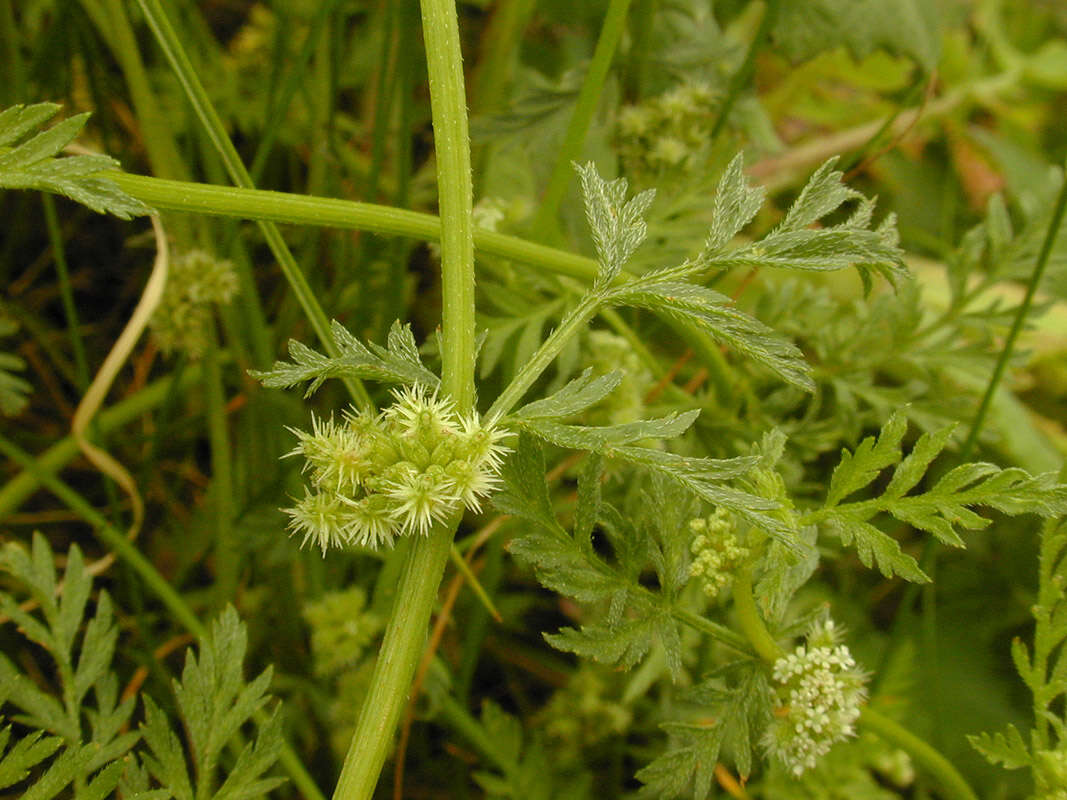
332,0,475,796
731,566,783,663
487,293,603,420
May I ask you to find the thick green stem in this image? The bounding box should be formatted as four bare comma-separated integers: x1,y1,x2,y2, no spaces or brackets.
107,171,604,284
331,527,454,800
859,708,980,800
531,0,633,236
422,0,477,411
332,1,476,797
732,567,783,663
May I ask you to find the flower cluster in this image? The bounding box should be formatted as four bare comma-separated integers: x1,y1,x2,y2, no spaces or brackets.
150,249,238,358
302,587,382,676
687,508,749,598
283,386,509,554
541,666,632,759
763,620,868,776
616,82,719,179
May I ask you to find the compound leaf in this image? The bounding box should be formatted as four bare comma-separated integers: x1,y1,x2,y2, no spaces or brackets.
575,162,656,288
604,276,813,390
809,413,1067,581
0,726,63,790
251,319,438,396
967,725,1031,770
513,368,622,421
704,153,765,253
0,103,150,218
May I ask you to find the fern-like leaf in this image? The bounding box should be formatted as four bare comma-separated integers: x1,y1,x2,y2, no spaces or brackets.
0,103,150,218
805,412,1067,581
575,162,656,289
967,725,1032,770
638,666,771,797
140,606,285,799
251,318,438,396
513,367,623,421
700,156,907,287
0,726,63,790
603,274,813,390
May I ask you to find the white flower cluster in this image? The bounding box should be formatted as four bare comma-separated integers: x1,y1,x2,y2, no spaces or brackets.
763,620,868,776
688,508,749,598
283,386,509,554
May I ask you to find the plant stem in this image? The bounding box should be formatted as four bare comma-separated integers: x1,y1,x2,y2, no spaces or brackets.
97,0,186,180
132,0,371,411
731,566,783,663
42,194,90,392
434,690,519,777
1031,462,1067,752
709,0,779,141
487,293,603,419
0,367,202,520
107,171,746,405
423,0,477,412
959,162,1067,460
859,707,980,800
530,0,633,237
106,172,605,284
203,329,237,605
331,521,456,800
333,1,475,796
670,607,752,655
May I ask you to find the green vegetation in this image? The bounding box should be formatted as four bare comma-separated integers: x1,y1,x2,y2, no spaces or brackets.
1,1,1066,798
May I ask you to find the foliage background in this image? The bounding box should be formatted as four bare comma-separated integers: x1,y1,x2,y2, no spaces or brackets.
1,0,1066,797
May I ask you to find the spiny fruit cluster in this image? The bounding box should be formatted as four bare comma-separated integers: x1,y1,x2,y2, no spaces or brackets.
283,386,509,554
